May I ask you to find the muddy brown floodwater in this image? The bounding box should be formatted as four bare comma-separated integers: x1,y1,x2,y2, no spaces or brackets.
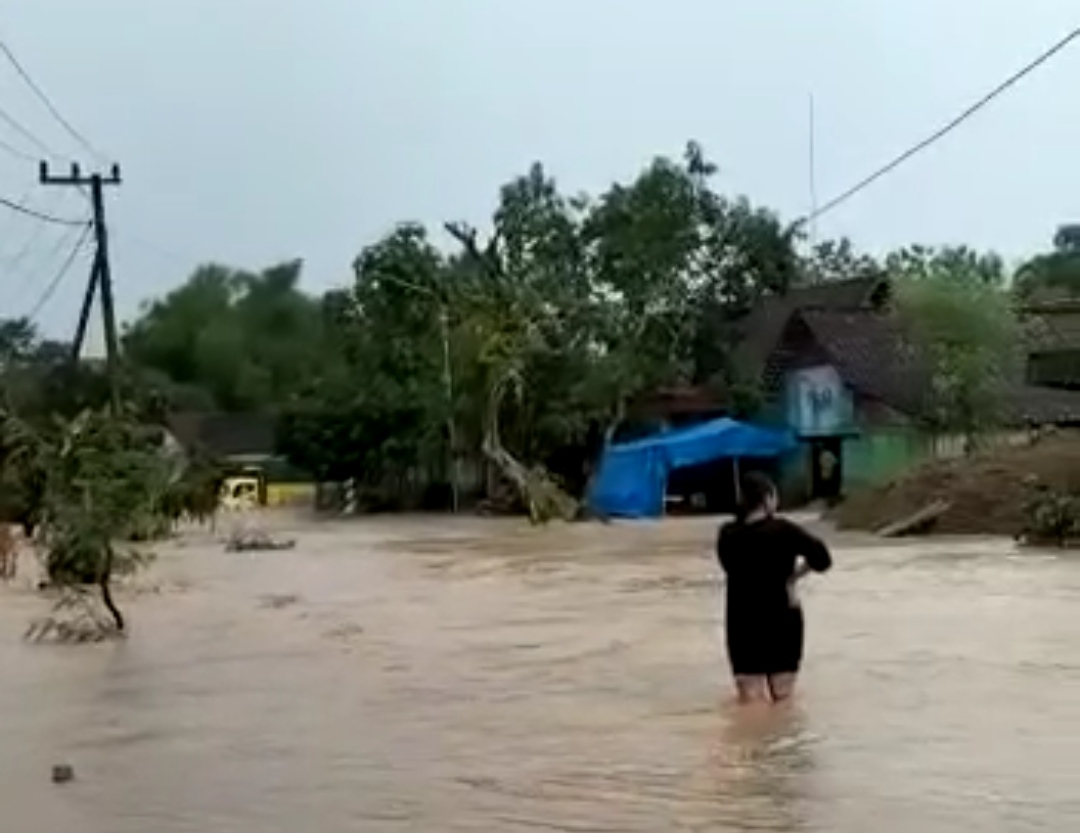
1,514,1078,831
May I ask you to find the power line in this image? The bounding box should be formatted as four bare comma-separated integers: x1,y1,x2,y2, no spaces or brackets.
24,221,92,321
0,36,108,164
0,103,56,159
0,187,55,272
3,205,51,269
0,190,88,226
0,132,38,163
7,211,84,302
802,25,1080,225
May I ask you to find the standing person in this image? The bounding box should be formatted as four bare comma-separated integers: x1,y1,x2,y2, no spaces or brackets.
717,472,832,704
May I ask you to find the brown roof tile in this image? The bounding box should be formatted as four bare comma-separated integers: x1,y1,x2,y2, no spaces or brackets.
735,277,892,378
1024,301,1080,352
1006,385,1080,425
791,308,931,417
764,302,1080,427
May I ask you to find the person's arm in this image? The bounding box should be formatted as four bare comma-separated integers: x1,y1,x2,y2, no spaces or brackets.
788,522,833,575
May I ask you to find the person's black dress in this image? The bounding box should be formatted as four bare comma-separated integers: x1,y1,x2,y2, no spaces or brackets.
717,516,832,676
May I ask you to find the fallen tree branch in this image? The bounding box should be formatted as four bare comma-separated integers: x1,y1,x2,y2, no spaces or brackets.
876,500,951,538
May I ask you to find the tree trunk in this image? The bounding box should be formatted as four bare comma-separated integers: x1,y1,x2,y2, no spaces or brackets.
482,374,578,524
98,545,124,632
84,489,124,632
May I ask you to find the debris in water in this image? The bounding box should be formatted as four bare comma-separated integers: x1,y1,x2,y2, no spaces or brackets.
225,528,296,553
51,764,74,784
324,622,365,642
259,593,301,610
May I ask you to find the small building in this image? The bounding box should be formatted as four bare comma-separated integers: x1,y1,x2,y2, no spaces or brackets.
735,276,894,385
765,304,930,500
1024,299,1080,390
740,279,1080,503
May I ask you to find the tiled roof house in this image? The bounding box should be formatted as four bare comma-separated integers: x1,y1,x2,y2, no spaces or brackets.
1024,299,1080,390
738,278,1080,498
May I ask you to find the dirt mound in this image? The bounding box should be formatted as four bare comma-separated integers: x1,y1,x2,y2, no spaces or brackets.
829,434,1080,536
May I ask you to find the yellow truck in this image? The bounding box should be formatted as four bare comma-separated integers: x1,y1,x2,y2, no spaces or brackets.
219,469,316,511
219,474,262,512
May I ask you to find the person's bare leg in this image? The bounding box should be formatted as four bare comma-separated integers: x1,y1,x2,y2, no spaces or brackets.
767,673,798,702
734,675,771,704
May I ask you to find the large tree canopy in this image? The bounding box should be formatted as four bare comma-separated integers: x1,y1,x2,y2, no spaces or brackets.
1015,225,1080,302
123,260,329,412
890,247,1022,440
106,140,1052,513
268,142,803,513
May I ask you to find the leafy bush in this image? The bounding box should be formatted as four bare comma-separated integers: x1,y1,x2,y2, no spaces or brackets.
1020,478,1080,546
1,407,178,633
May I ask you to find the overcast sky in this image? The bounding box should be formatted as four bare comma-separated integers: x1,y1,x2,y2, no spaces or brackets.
2,1,1079,345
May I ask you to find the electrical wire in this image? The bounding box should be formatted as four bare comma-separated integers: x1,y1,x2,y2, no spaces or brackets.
0,36,108,164
7,208,84,302
802,25,1080,225
0,186,52,267
0,37,185,270
5,206,54,271
0,132,37,163
0,191,88,226
0,102,56,160
24,221,93,321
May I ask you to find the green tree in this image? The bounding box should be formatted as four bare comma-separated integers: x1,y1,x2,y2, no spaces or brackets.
1014,225,1080,302
2,406,173,638
123,261,328,411
885,244,1006,287
891,248,1021,444
275,142,803,517
277,226,452,503
583,143,800,395
442,161,595,518
801,237,884,284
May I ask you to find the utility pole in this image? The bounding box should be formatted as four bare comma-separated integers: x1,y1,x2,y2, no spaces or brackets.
439,305,459,514
807,93,818,251
40,162,122,409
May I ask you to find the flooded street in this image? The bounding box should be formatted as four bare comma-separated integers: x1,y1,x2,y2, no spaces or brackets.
1,515,1078,831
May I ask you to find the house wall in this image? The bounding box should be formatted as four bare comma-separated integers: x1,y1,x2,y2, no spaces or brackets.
774,360,926,499
777,415,933,501
785,364,855,436
841,391,925,489
772,367,943,499
1028,349,1080,388
843,427,931,490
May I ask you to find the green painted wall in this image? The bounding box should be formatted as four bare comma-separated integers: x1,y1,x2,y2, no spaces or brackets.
777,446,811,506
766,368,940,502
777,426,934,505
843,427,932,491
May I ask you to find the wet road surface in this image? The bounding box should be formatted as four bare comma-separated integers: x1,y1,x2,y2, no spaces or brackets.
0,515,1078,831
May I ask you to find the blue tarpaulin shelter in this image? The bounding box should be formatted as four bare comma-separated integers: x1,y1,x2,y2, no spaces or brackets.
588,417,797,519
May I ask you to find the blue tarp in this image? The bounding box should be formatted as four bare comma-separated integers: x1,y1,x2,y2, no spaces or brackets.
588,417,796,519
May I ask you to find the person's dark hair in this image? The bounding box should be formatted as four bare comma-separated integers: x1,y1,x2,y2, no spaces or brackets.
736,471,777,522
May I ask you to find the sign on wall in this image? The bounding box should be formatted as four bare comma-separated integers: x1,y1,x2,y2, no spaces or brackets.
786,364,855,437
